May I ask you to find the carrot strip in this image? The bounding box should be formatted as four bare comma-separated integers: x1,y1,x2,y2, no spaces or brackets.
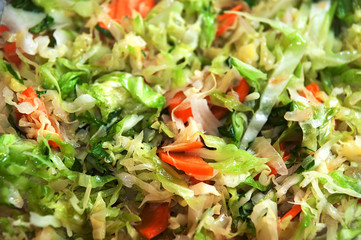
299,82,322,102
234,78,250,102
281,204,302,222
216,4,242,37
4,43,21,66
101,0,155,28
17,87,62,147
135,202,170,239
158,150,214,180
218,4,242,21
168,91,193,123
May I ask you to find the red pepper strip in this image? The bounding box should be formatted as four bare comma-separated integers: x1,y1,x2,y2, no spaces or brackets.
168,91,193,123
162,141,204,152
281,204,302,222
234,78,250,102
158,150,214,180
4,43,21,66
135,202,170,239
0,25,9,37
216,4,243,37
17,87,62,148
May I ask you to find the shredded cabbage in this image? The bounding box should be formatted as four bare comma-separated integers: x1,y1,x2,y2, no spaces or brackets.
1,0,361,239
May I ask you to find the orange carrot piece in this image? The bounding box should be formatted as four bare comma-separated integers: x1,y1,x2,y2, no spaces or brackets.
158,150,214,179
281,204,302,222
135,203,170,239
234,78,250,102
101,0,155,28
168,91,193,123
216,4,242,37
218,4,242,21
17,87,62,147
4,43,21,66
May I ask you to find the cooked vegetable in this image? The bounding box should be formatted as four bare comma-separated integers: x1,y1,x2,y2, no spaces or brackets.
1,0,361,239
158,150,215,180
168,91,193,123
135,203,170,239
16,87,62,147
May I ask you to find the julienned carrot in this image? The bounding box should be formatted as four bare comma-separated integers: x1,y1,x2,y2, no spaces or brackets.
4,43,21,66
100,0,155,28
299,82,322,102
17,87,62,148
281,204,302,222
234,78,250,102
161,141,204,152
216,4,243,37
306,82,322,102
305,82,319,96
218,4,243,21
158,150,214,180
168,91,193,123
135,202,170,239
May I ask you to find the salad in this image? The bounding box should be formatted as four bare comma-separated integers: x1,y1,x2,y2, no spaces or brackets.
1,0,361,239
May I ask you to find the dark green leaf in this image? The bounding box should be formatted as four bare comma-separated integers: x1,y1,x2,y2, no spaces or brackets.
11,0,44,12
240,202,254,221
5,64,24,84
90,142,113,164
218,125,235,139
243,0,259,8
29,15,55,34
95,24,114,38
71,158,83,172
36,90,47,98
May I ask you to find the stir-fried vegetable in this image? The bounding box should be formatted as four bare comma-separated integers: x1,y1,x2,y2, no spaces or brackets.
1,0,361,239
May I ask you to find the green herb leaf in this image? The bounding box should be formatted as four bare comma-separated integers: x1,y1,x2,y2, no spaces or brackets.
29,15,55,34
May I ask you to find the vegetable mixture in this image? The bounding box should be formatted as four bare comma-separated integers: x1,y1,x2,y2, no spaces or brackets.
0,0,361,239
